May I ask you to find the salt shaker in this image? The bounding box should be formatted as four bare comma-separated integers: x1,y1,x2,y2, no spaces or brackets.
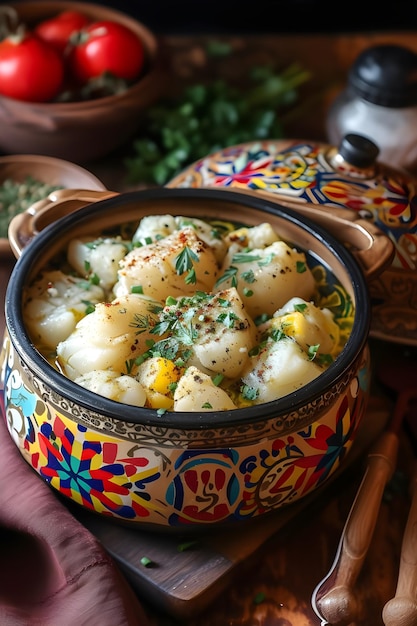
326,44,417,174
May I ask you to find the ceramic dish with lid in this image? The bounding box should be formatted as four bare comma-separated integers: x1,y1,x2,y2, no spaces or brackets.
1,187,393,530
167,134,417,346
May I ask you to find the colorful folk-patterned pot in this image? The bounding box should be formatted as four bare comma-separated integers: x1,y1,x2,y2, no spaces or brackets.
1,187,393,530
167,134,417,346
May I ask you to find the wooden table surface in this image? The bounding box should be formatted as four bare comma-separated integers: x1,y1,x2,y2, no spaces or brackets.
2,30,417,626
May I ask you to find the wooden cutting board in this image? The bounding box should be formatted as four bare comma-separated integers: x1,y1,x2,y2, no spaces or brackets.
69,397,390,620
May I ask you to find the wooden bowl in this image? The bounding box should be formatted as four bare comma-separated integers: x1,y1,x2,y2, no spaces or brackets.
0,1,163,162
0,154,106,258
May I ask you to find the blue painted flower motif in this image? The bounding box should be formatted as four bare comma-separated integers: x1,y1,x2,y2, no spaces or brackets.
35,416,158,520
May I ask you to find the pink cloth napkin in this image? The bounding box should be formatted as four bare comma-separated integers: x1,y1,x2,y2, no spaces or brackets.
0,411,150,626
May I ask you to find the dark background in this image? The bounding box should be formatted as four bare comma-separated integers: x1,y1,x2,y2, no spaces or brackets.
91,0,417,34
5,0,417,34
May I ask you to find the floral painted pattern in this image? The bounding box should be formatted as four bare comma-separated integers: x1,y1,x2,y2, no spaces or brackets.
169,140,417,270
36,418,161,519
1,326,369,529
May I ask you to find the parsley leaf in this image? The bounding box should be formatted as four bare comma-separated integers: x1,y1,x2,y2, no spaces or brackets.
175,246,199,279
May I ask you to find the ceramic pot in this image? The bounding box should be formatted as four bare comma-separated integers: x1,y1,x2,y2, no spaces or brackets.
167,134,417,346
1,187,393,530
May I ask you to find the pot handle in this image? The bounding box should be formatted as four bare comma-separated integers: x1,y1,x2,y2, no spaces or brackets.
8,189,119,259
286,203,395,282
9,188,395,282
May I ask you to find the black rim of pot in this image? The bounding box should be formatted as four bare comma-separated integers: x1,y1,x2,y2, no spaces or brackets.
5,187,371,429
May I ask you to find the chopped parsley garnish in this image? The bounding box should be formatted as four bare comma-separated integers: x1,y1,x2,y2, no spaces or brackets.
258,253,275,266
294,303,308,313
308,344,320,360
185,267,197,285
152,337,182,361
175,246,199,284
241,269,256,283
82,300,96,315
214,266,238,288
241,384,259,401
232,252,263,264
216,310,239,328
270,328,286,342
212,373,224,386
89,273,100,285
125,359,135,374
316,353,334,366
129,312,155,334
153,313,197,345
254,313,270,326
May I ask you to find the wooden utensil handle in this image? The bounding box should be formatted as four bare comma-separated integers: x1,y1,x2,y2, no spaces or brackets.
382,463,417,626
317,431,399,625
342,432,399,564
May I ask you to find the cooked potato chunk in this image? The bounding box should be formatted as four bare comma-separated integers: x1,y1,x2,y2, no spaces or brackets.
214,239,315,319
113,226,218,302
74,370,147,406
173,366,237,411
56,293,162,380
174,216,228,264
67,236,129,291
224,222,280,249
270,297,340,357
151,288,257,379
133,214,177,244
24,270,105,349
132,214,228,265
241,335,323,403
25,213,351,411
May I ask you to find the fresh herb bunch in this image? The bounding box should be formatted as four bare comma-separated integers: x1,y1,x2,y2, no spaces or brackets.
125,62,310,186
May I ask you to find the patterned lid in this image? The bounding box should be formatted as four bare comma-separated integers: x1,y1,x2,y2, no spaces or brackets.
168,137,417,271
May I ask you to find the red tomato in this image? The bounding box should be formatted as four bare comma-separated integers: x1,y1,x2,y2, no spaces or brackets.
34,10,90,55
68,20,145,84
0,33,64,102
